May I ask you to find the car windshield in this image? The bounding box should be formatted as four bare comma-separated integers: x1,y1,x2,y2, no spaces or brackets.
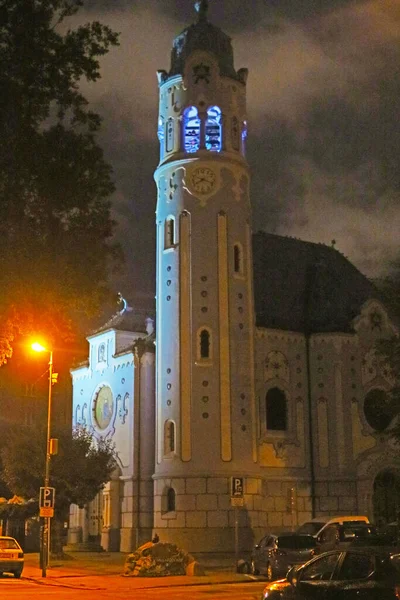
277,535,316,549
297,522,325,535
0,539,19,549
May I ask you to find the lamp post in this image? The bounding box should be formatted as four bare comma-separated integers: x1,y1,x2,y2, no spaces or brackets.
31,342,53,578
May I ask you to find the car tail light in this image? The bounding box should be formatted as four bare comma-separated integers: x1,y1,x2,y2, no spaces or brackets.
395,585,400,598
18,552,24,558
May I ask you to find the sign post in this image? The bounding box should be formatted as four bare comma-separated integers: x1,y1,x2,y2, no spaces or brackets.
230,477,244,569
39,487,55,573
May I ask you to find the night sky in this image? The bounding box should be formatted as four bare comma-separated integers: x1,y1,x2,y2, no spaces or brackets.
72,0,399,306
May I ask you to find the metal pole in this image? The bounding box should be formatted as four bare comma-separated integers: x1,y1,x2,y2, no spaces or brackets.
234,507,239,570
42,350,53,578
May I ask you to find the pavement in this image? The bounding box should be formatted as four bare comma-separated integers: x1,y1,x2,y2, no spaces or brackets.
22,553,257,589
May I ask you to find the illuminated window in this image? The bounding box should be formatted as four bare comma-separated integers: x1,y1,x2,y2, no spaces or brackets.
233,243,244,275
266,387,287,431
242,120,248,155
184,106,200,153
164,420,175,454
206,106,222,152
157,116,165,159
200,329,210,359
232,116,240,150
165,217,175,248
166,117,174,152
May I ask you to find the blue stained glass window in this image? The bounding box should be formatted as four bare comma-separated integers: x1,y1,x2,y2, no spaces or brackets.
242,120,248,155
206,106,222,152
184,106,200,153
158,117,165,159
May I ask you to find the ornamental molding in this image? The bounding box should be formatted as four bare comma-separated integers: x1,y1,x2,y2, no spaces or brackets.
256,328,305,345
353,299,398,336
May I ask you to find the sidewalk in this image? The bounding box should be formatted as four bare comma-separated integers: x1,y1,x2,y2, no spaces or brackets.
22,553,256,589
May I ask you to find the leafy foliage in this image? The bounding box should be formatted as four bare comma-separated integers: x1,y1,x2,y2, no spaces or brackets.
0,0,121,364
0,425,117,518
375,266,400,440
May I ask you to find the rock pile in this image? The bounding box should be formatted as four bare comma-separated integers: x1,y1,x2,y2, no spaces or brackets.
124,541,204,577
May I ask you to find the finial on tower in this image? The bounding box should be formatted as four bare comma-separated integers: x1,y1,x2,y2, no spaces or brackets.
195,0,209,22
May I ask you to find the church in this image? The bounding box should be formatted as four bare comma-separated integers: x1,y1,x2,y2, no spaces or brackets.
68,1,399,554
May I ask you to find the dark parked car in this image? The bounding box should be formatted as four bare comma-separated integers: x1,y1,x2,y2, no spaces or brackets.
261,546,400,599
251,532,316,580
315,522,380,554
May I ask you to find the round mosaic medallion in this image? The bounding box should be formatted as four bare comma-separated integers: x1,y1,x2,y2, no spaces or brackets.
93,386,113,430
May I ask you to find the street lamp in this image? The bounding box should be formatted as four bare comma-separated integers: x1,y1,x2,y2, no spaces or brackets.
31,342,53,578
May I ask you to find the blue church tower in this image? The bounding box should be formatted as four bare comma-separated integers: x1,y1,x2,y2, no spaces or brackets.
153,1,258,552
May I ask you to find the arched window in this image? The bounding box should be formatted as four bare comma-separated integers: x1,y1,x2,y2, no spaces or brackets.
98,343,106,363
364,389,392,432
206,106,222,152
165,217,175,248
233,243,243,275
164,420,175,454
166,117,174,152
167,487,176,512
157,116,165,159
232,116,240,151
266,387,287,431
242,120,248,155
199,329,211,359
184,106,200,153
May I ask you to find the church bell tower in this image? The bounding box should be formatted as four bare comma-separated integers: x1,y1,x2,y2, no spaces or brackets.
153,1,258,552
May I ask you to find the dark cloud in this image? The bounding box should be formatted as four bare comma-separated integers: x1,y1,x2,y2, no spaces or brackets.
73,0,399,300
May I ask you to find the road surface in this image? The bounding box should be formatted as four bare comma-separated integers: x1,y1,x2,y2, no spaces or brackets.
0,575,266,599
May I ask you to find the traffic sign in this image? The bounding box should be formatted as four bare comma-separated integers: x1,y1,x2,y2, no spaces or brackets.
40,487,56,509
231,497,244,507
40,507,54,518
230,477,244,498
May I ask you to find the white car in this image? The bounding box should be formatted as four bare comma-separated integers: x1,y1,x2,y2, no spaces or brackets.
0,536,24,578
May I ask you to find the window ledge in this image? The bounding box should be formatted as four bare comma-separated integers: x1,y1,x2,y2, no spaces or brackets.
161,511,177,520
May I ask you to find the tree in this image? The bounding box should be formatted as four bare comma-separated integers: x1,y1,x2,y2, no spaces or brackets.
0,0,121,365
0,425,117,553
375,264,400,439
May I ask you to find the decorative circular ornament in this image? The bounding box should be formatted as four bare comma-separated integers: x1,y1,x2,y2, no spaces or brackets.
93,386,113,430
190,167,216,195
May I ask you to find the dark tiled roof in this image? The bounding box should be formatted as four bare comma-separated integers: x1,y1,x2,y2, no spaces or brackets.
92,307,153,336
170,19,237,79
253,232,377,333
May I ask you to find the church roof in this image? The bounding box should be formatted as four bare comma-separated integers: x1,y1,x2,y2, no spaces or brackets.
170,2,237,79
91,307,152,336
253,232,377,333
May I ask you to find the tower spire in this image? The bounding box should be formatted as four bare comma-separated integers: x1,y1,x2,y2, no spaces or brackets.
194,0,209,22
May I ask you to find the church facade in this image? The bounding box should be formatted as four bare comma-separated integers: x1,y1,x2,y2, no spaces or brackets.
69,2,399,554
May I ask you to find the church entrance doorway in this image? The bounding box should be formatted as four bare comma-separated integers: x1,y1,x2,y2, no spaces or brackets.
373,469,400,525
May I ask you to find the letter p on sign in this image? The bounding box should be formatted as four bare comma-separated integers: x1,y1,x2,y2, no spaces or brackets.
231,477,244,498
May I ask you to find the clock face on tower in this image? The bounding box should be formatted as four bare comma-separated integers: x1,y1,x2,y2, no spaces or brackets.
190,167,217,195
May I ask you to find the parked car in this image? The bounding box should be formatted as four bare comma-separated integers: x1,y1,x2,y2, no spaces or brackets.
261,546,400,599
314,522,379,554
296,515,369,539
0,536,24,578
251,532,316,580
